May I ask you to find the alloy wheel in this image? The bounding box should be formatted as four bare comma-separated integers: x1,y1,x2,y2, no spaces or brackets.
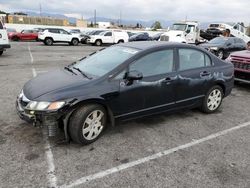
207,89,222,111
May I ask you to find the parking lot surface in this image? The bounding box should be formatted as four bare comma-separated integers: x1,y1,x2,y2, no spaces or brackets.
0,41,250,188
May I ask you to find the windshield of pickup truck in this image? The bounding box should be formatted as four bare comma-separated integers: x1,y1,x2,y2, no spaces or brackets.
171,24,187,31
73,46,140,77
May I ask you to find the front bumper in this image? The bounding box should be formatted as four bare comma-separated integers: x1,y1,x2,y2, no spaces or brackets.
0,44,11,50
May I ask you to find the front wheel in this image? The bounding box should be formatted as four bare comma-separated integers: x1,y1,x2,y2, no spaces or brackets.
71,38,79,46
69,104,107,144
95,40,102,46
201,85,223,113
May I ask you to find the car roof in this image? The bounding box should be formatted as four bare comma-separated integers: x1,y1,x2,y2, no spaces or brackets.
118,41,192,50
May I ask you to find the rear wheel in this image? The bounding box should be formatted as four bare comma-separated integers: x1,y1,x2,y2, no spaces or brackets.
201,85,223,113
45,38,53,46
69,104,107,144
95,40,102,46
0,51,3,56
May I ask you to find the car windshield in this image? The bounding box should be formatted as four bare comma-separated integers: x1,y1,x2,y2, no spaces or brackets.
209,37,229,44
171,24,187,31
73,46,140,77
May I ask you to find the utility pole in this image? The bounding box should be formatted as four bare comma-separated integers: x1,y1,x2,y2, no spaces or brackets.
94,9,96,28
119,10,122,27
39,3,42,17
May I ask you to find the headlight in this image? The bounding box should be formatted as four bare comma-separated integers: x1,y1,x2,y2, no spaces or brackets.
26,101,65,111
209,47,218,50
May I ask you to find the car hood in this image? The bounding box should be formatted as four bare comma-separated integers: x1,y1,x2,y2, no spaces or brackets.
230,50,250,58
162,30,184,37
200,43,223,48
23,69,90,101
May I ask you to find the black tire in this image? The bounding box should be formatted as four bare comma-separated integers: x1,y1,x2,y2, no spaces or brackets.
200,85,224,113
217,50,224,59
71,38,79,46
68,104,107,145
12,36,19,41
95,40,102,46
0,51,3,56
45,38,53,46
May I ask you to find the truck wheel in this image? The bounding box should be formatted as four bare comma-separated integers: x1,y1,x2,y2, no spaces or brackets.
0,51,3,56
71,38,79,46
68,104,107,144
95,40,102,46
45,38,53,46
217,50,224,59
200,85,223,113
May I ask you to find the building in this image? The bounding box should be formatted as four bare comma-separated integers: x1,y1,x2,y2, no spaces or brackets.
76,19,87,27
7,14,70,26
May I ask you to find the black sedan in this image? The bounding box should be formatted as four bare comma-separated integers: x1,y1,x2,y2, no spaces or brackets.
129,32,152,42
200,37,246,59
16,42,234,144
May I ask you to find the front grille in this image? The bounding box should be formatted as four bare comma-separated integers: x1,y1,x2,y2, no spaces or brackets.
160,35,169,41
231,55,250,72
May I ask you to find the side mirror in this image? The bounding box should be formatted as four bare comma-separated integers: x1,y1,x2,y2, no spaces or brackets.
125,70,143,81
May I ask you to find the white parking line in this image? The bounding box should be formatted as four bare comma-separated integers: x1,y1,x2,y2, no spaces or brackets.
28,43,58,188
60,121,250,188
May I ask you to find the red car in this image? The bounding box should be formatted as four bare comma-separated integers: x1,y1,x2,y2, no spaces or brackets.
9,29,38,41
7,28,17,39
227,42,250,83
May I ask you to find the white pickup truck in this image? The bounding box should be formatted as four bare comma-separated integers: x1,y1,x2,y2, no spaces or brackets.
160,21,201,44
0,20,10,56
87,30,129,46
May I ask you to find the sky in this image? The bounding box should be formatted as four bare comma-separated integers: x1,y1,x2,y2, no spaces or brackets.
0,0,249,23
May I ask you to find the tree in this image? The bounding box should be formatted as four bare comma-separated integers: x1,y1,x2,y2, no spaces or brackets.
151,21,162,30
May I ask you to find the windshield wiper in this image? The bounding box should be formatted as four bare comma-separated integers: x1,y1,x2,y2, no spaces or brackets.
64,66,77,75
73,67,92,79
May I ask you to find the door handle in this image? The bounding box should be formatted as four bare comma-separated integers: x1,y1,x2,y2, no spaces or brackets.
162,77,173,84
200,71,211,77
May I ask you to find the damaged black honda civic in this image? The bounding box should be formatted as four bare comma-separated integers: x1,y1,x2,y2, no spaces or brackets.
16,41,234,144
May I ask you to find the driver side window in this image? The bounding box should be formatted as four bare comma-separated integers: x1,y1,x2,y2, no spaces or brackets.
130,49,174,77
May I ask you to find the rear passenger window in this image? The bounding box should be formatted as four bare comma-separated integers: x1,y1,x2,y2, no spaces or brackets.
130,49,174,77
179,49,211,71
49,29,60,34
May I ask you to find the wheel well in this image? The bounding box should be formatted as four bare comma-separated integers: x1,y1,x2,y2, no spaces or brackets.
118,39,124,43
72,38,79,42
64,100,114,140
216,83,226,95
45,37,53,41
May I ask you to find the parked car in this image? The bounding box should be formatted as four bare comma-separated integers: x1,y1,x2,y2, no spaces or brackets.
16,42,234,144
7,28,17,39
9,29,39,41
69,29,81,34
226,42,250,83
80,30,106,44
200,37,246,59
38,28,82,46
151,32,163,41
87,30,129,46
129,32,152,42
0,21,11,56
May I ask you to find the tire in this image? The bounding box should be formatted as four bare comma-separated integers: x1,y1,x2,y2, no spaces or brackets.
0,51,3,56
95,40,102,46
217,50,224,59
45,38,53,46
69,104,107,145
71,38,79,46
12,36,19,41
201,85,223,113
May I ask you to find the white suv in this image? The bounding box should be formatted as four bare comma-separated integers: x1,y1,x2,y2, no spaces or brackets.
88,30,129,46
38,28,82,46
0,20,10,56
